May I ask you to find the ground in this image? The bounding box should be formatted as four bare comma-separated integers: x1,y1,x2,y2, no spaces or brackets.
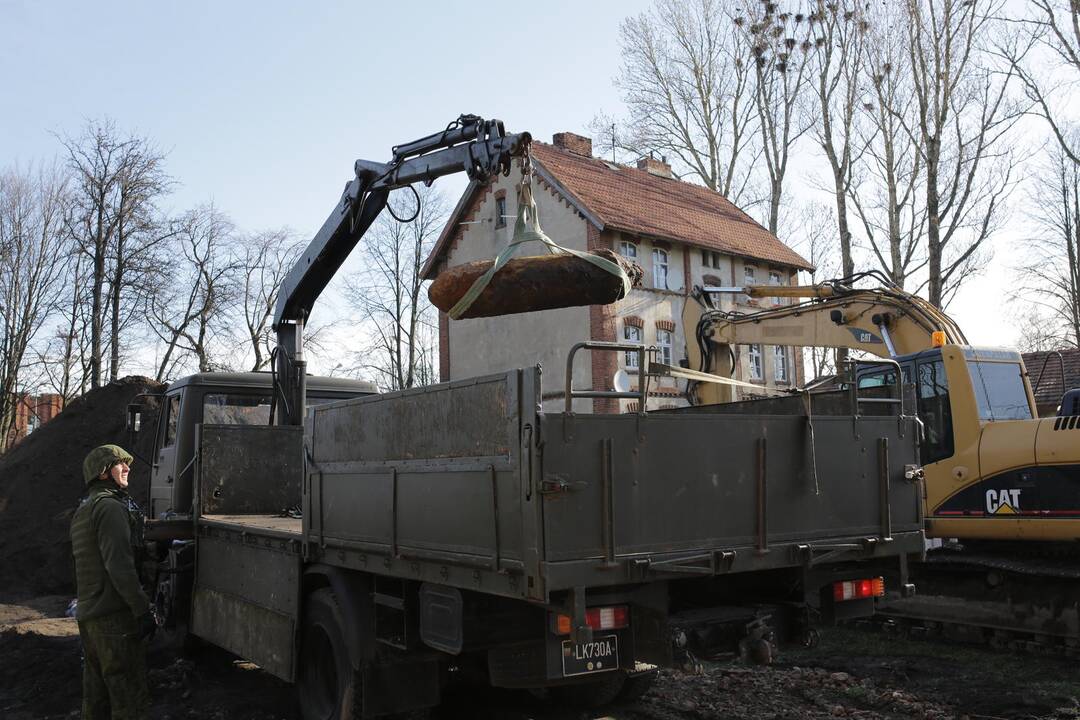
3,596,1078,720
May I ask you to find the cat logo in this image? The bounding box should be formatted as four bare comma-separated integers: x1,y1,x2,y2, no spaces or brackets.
845,327,883,345
985,488,1021,515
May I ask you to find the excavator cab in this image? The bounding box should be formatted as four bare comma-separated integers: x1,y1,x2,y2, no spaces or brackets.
855,347,1034,468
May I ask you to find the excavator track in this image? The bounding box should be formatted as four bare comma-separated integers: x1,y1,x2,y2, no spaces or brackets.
874,546,1080,657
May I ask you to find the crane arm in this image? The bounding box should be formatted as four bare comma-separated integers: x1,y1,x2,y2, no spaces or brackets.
272,115,531,425
682,276,968,405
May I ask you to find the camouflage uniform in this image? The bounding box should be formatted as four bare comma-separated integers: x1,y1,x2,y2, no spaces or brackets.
71,445,152,720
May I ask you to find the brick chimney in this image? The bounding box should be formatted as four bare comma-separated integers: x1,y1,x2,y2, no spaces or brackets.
637,154,673,178
552,132,593,157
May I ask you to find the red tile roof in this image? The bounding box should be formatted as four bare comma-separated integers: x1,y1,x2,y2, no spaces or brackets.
530,142,812,270
1023,348,1080,407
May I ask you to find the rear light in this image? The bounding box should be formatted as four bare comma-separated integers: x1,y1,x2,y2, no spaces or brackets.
552,605,630,635
832,577,885,602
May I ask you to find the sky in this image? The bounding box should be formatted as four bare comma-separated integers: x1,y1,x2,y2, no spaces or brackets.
0,0,1035,378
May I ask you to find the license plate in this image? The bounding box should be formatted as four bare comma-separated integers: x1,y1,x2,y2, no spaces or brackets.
561,634,618,676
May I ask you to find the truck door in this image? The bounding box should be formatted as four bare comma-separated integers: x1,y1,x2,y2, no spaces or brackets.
149,391,181,519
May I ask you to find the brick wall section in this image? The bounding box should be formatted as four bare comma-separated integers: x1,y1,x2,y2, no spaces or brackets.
6,392,64,448
587,225,619,414
438,309,450,382
552,132,593,157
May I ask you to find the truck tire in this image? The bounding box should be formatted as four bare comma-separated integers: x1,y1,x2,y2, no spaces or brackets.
547,672,626,709
297,588,362,720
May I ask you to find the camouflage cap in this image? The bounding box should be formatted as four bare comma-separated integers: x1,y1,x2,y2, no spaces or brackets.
83,444,134,484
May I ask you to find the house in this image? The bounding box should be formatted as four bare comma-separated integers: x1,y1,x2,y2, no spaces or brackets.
420,132,813,412
1022,348,1080,417
4,392,64,448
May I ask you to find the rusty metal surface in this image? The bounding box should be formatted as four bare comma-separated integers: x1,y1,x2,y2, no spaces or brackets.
197,425,303,515
311,372,518,462
428,250,641,319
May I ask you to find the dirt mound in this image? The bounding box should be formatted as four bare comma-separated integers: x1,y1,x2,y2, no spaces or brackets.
0,376,162,597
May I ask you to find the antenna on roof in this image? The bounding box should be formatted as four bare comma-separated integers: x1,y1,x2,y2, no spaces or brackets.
611,123,616,163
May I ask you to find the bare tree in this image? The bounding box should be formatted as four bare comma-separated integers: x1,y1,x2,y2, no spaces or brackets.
1004,0,1080,164
0,165,71,451
60,119,170,387
805,0,868,280
850,3,928,288
147,205,239,379
35,252,91,402
740,0,814,234
904,0,1020,308
237,228,302,371
107,138,172,381
597,0,758,201
790,202,840,379
344,185,447,391
1015,135,1080,349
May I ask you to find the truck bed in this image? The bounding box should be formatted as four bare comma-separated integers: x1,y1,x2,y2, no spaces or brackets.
201,514,301,535
301,367,924,603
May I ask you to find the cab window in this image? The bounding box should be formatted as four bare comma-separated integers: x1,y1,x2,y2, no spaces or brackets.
968,361,1032,421
203,393,272,425
162,394,180,448
202,392,355,425
857,370,897,389
916,359,954,463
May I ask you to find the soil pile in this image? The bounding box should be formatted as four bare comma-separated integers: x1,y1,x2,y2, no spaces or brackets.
0,377,162,597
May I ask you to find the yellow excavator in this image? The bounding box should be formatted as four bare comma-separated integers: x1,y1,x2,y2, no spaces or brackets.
681,272,1080,545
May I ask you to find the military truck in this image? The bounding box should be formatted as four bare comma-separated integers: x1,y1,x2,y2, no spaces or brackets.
130,117,926,719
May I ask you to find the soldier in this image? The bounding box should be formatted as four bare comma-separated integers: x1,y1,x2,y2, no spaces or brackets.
71,444,156,719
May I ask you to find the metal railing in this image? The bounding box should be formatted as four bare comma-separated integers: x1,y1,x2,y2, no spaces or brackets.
564,341,648,413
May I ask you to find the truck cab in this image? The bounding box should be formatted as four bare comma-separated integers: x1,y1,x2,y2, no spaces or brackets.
146,372,377,520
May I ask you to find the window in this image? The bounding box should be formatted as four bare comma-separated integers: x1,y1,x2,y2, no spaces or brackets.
653,249,669,289
495,196,507,228
857,370,898,389
619,241,638,260
769,271,783,305
162,394,180,448
743,265,757,303
656,329,673,365
916,359,955,463
968,361,1033,421
701,250,721,268
773,346,788,382
204,393,273,425
748,344,763,380
624,325,642,367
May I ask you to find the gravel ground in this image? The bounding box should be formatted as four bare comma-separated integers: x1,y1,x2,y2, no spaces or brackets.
3,596,1079,720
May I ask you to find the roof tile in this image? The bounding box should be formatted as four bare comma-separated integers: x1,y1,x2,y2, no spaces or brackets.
531,142,812,270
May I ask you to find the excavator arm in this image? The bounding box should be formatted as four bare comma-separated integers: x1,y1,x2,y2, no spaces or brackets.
682,273,968,405
272,115,531,425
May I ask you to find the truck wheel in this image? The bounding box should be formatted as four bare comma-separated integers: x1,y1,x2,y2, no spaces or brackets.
297,589,361,720
547,672,626,709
